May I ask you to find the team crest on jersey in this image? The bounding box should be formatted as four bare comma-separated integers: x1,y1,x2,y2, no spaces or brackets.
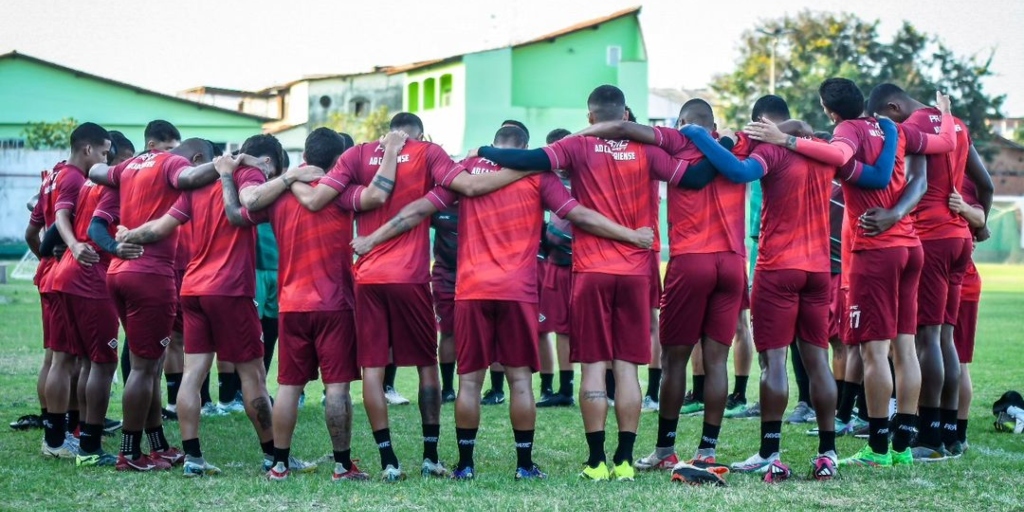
107,339,118,350
538,314,547,323
159,337,171,347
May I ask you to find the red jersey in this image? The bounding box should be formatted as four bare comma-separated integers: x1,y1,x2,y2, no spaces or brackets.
833,119,920,252
174,223,191,272
105,151,192,278
169,166,266,297
749,143,833,273
455,157,579,302
542,136,686,276
267,178,356,313
51,182,117,299
323,140,462,285
33,162,87,292
959,176,982,301
902,108,972,241
653,127,747,257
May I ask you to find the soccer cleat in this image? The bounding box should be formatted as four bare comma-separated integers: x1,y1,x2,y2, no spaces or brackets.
606,397,616,408
730,452,780,474
634,450,679,471
732,401,762,419
681,392,704,416
890,447,913,466
76,449,117,467
287,456,318,473
10,414,43,430
380,464,406,482
840,445,891,468
911,445,948,463
723,394,748,418
41,440,78,459
515,464,547,480
263,455,274,472
219,400,245,414
763,460,792,483
537,393,574,408
116,454,157,472
852,424,870,439
152,447,185,466
670,463,727,486
332,461,369,481
691,448,717,464
580,462,610,481
610,460,635,481
451,466,475,480
421,459,450,478
539,389,554,402
642,396,660,413
682,459,730,476
441,389,456,404
945,441,965,459
297,393,306,409
162,408,178,421
807,417,865,437
786,401,816,424
182,456,222,477
266,462,289,481
64,431,81,449
810,451,839,481
994,411,1018,433
201,402,227,417
480,389,505,406
384,386,411,406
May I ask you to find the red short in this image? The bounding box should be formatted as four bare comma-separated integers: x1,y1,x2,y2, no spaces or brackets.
181,295,263,363
173,269,185,334
740,271,751,311
60,293,119,364
846,245,924,344
108,272,176,360
431,265,455,335
454,300,539,374
649,252,664,308
918,237,972,327
828,274,841,340
46,292,77,356
539,263,572,335
660,252,745,347
954,300,979,364
354,283,437,368
40,292,60,350
570,272,651,364
278,310,360,385
751,270,831,351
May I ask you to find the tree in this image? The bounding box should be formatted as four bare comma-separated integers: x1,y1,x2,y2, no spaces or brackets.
22,118,77,150
711,11,1005,144
318,106,391,143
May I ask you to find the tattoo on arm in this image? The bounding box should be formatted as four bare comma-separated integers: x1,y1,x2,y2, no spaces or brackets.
583,391,608,402
372,175,395,194
390,214,411,233
220,176,246,225
127,227,161,245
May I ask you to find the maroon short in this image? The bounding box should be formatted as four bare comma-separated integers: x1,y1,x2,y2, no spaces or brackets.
846,246,924,344
660,252,745,347
431,264,455,335
354,283,437,368
107,272,176,360
173,269,185,334
278,310,360,385
918,237,972,327
570,272,651,364
181,295,263,363
649,252,664,308
46,292,77,356
751,269,831,351
60,293,119,364
454,300,539,374
828,274,841,340
740,271,751,311
40,292,59,350
954,299,979,364
539,263,571,335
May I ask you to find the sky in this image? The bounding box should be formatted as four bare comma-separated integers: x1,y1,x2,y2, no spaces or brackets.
2,0,1022,114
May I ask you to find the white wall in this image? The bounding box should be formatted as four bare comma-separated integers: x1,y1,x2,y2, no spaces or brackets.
0,149,64,244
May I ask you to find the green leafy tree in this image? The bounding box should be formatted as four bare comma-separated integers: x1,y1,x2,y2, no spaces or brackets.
319,106,391,143
22,118,77,149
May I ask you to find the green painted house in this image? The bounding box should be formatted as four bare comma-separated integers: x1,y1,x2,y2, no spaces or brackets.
0,51,270,151
391,6,648,153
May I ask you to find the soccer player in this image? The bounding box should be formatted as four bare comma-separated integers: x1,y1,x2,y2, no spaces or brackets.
430,200,459,404
475,85,716,481
353,124,654,480
866,83,994,460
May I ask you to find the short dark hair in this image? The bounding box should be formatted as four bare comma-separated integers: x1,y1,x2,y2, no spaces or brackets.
107,130,134,163
813,130,834,142
493,125,529,149
203,139,223,157
626,106,637,123
819,78,865,121
281,151,290,170
240,134,284,173
389,112,424,134
866,83,907,117
546,128,571,145
144,120,181,144
70,122,110,151
587,85,626,122
174,138,215,164
679,99,715,129
501,120,529,143
337,132,355,151
751,95,791,122
304,127,347,169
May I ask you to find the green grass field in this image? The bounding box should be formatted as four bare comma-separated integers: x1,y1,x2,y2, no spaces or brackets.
1,264,1023,511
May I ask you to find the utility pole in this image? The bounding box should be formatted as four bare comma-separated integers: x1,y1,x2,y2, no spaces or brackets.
757,27,791,94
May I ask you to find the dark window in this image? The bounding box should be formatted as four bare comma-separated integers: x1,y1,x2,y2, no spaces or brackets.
319,95,332,108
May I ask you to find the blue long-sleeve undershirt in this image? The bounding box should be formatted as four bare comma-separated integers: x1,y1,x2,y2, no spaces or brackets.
843,117,898,190
88,217,119,255
477,147,551,171
681,126,764,183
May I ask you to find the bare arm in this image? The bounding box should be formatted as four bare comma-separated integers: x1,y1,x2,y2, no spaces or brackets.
564,206,654,249
965,145,994,220
56,209,100,266
174,162,219,190
89,164,114,186
949,193,986,229
446,168,537,197
289,182,339,212
350,197,439,256
117,215,181,245
353,131,408,210
574,121,658,145
860,154,928,236
25,224,42,258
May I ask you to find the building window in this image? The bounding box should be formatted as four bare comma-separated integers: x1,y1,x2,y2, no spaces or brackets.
423,78,436,110
408,82,420,112
351,98,370,117
0,138,25,149
439,74,453,108
319,95,332,109
607,45,622,67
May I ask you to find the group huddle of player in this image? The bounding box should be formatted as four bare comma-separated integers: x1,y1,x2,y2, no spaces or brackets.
22,75,992,484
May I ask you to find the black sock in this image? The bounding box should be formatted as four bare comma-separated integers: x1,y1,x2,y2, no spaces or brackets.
836,380,846,409
513,429,534,469
856,389,869,421
261,316,278,372
613,431,636,465
200,374,212,405
383,364,397,390
734,375,749,400
818,429,837,455
80,423,103,453
456,427,477,470
43,412,66,448
120,340,131,384
559,370,575,397
957,419,969,443
791,345,810,404
490,370,505,393
892,413,917,452
440,363,456,394
166,372,183,406
145,426,169,452
698,422,721,450
692,375,705,402
422,423,440,463
919,407,942,447
183,438,202,458
940,409,959,447
121,430,142,459
837,382,860,423
230,372,243,402
585,431,606,467
218,372,236,403
66,410,80,434
41,407,47,417
333,450,353,468
759,421,782,458
540,373,554,395
868,417,890,454
656,416,678,448
373,428,398,469
260,440,274,457
647,368,662,401
605,370,616,400
273,447,290,468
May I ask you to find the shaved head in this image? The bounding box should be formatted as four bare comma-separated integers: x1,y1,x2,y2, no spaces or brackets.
171,138,215,165
678,99,715,130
